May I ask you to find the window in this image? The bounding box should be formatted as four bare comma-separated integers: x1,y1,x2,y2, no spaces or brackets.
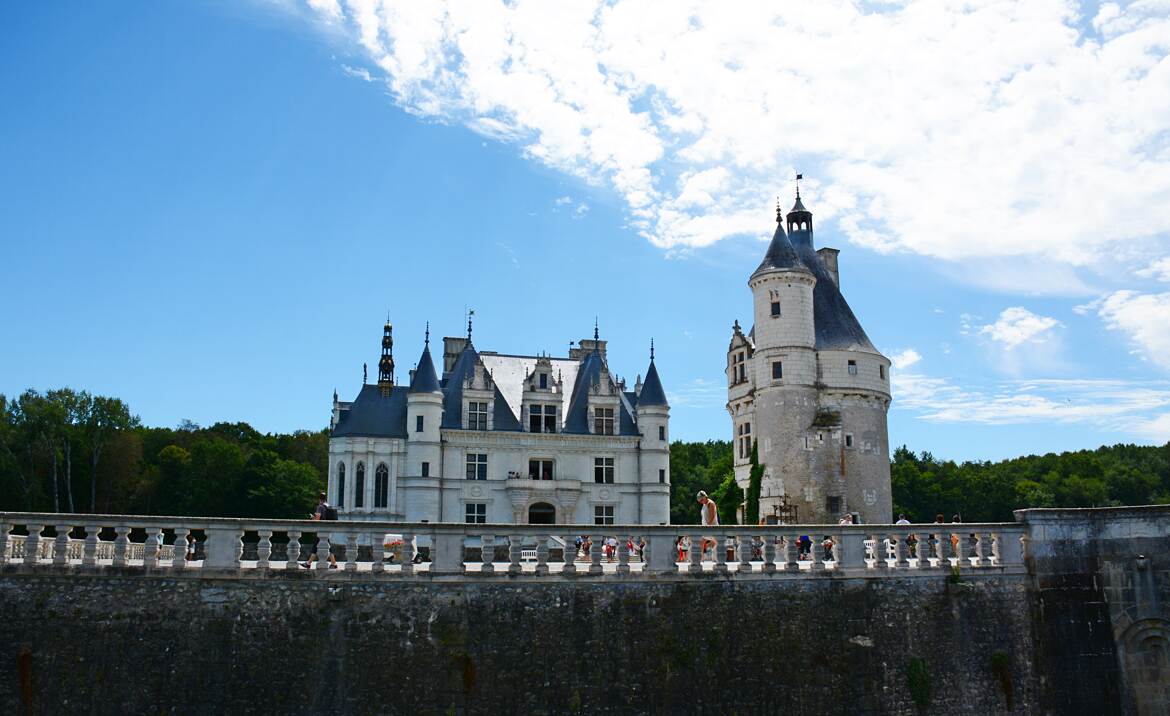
771,300,781,316
594,457,615,484
658,425,666,441
415,415,424,432
738,423,752,459
539,372,548,389
844,434,854,448
730,351,747,385
879,364,886,380
594,407,615,435
529,459,554,480
659,468,666,484
465,503,487,524
354,462,365,508
374,463,389,508
802,436,813,450
467,401,488,430
421,461,430,477
529,404,557,433
826,496,843,515
465,453,487,480
336,462,345,508
594,505,614,525
847,360,858,376
772,361,783,380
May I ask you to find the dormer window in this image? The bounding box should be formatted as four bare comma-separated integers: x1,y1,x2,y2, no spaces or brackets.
594,407,615,435
539,372,548,389
529,404,557,433
467,401,488,430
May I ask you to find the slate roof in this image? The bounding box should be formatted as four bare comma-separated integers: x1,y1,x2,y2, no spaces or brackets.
440,342,520,430
331,384,408,438
637,360,669,407
753,220,807,276
409,343,440,393
562,349,603,434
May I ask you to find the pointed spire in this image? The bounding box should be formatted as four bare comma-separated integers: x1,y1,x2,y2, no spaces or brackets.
638,355,668,408
466,309,474,342
776,196,782,223
650,337,655,361
594,317,599,341
378,319,395,394
425,321,430,346
409,329,441,394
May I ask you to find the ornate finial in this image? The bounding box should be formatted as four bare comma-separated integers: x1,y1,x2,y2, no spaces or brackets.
594,317,599,341
467,309,474,341
795,172,803,199
733,318,741,331
333,387,338,401
386,309,391,325
363,362,368,384
650,337,655,361
424,321,430,346
776,196,782,223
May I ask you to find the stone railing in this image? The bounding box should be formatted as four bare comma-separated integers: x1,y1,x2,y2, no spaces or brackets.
0,512,1026,578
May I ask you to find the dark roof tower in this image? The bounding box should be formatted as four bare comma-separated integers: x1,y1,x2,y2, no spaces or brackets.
409,323,441,394
377,319,395,396
637,338,668,407
753,197,807,276
786,175,815,249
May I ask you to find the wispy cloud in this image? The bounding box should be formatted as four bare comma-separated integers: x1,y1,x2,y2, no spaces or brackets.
341,64,373,82
1094,290,1170,369
977,307,1061,350
890,348,921,370
667,377,726,409
495,241,519,269
295,0,1170,287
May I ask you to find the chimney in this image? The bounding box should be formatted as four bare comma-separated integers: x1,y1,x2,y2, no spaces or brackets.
817,247,840,287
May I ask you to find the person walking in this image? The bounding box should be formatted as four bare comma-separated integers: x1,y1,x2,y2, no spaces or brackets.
301,492,339,569
697,491,718,556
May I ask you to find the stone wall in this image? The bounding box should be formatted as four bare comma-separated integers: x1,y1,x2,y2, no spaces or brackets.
0,572,1036,716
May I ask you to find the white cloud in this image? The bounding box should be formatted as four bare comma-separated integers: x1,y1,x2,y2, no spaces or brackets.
554,196,573,206
1137,257,1170,282
1094,290,1170,369
666,377,726,408
341,64,374,81
890,348,922,370
892,372,1170,441
573,202,589,218
289,0,1170,283
977,307,1061,349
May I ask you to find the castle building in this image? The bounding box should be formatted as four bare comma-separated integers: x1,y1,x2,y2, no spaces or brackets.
328,321,671,525
727,191,892,524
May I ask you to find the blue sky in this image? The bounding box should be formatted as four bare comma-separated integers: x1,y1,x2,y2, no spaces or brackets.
2,1,1169,461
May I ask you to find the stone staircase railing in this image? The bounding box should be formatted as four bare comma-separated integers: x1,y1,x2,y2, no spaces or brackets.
0,512,1026,578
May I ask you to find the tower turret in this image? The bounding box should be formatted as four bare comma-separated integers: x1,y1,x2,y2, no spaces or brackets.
786,175,814,249
404,324,443,521
636,339,670,524
378,319,395,396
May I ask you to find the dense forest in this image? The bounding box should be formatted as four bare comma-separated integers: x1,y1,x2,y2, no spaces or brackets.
3,388,1169,522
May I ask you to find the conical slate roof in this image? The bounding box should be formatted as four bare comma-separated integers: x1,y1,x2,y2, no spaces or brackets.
637,360,668,407
409,342,440,393
753,220,807,276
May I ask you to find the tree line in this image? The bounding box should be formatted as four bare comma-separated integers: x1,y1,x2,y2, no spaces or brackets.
3,387,1168,522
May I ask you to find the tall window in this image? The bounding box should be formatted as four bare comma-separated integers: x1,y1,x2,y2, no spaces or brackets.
847,360,858,376
465,503,487,524
421,461,430,477
354,462,365,508
658,425,666,441
374,463,389,508
844,434,854,449
594,505,614,525
772,361,783,380
770,300,781,316
594,457,615,484
415,415,424,432
539,373,548,389
879,364,886,380
738,423,752,459
467,401,488,430
528,459,554,480
336,462,345,508
659,468,666,484
594,407,615,435
465,453,487,480
529,404,557,433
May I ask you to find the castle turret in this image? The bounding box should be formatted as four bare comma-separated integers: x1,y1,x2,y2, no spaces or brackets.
404,324,443,521
635,340,670,524
378,320,395,396
728,188,892,525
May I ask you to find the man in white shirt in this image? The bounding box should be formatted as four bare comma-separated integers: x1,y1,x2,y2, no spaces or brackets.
697,491,718,556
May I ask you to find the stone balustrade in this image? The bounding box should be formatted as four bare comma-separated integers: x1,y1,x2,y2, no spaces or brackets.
0,511,1026,578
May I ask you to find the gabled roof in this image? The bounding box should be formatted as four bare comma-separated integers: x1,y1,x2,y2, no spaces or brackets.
330,384,408,438
562,349,604,434
409,343,440,393
637,360,668,407
440,342,520,430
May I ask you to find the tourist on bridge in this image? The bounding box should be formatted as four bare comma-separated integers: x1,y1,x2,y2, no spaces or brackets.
697,491,718,556
300,492,338,569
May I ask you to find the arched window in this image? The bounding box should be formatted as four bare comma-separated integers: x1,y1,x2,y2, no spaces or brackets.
336,462,346,508
354,462,366,508
375,463,390,508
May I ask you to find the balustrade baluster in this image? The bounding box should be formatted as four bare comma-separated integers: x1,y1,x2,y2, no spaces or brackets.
979,531,993,567
536,535,551,576
345,532,359,572
144,527,161,568
24,524,43,566
890,532,906,569
0,520,8,565
256,529,272,570
589,534,604,575
737,534,752,574
616,535,630,575
53,524,72,566
369,531,384,573
112,526,130,567
315,532,331,571
687,534,703,574
809,533,825,572
285,531,301,570
173,529,189,569
508,534,524,575
713,534,728,573
785,535,799,571
480,534,495,574
762,532,777,574
400,532,415,575
561,534,577,575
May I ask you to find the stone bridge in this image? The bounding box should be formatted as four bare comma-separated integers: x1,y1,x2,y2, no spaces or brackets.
0,506,1167,715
